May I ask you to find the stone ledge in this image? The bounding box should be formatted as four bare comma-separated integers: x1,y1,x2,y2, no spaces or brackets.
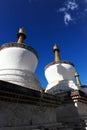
0,80,62,107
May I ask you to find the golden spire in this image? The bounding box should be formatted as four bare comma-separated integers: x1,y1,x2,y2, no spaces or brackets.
75,71,81,86
53,44,61,62
17,28,26,44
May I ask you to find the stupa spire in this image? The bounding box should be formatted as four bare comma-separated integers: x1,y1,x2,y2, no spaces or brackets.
17,28,26,44
75,71,81,86
53,44,61,62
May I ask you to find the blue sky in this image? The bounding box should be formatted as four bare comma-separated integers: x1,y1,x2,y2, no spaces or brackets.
0,0,87,87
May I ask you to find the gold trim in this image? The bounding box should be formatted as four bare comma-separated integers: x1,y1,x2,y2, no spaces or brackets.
17,28,26,44
53,44,61,62
75,72,81,86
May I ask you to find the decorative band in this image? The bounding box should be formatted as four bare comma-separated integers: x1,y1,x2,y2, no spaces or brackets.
0,43,39,59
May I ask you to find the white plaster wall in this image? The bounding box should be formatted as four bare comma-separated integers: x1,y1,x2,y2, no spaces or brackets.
45,63,75,84
0,47,41,91
0,69,41,91
0,47,38,72
45,80,79,94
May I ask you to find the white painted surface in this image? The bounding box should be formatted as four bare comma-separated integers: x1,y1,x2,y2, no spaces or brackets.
45,63,75,84
0,47,38,72
45,80,80,93
0,47,42,91
0,69,41,91
45,63,81,93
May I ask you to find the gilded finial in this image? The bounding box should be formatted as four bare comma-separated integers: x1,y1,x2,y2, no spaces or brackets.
75,71,81,86
53,44,61,62
17,28,26,44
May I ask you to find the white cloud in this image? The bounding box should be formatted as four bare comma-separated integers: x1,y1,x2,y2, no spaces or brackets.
64,12,73,25
57,0,87,25
58,0,78,25
59,7,66,12
66,0,78,10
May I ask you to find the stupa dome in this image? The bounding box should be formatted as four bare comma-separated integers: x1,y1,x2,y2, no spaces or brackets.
0,43,38,72
45,61,75,85
0,28,41,91
45,44,76,93
45,44,75,84
0,28,38,72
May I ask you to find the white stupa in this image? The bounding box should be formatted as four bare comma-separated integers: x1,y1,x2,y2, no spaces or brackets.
45,44,80,94
75,71,87,94
0,28,41,91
